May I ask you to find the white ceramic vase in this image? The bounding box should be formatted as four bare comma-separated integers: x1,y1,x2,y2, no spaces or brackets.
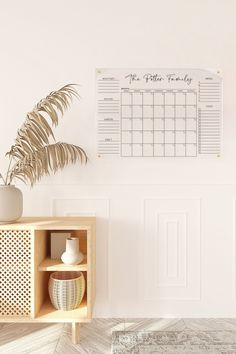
61,237,83,265
0,185,23,223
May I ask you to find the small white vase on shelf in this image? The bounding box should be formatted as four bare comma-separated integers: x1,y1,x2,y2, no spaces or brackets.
61,237,84,265
0,185,23,223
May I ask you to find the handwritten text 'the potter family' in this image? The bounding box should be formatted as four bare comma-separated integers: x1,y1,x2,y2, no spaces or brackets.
124,73,193,85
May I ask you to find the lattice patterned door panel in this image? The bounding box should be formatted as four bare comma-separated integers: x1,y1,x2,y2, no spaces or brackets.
0,230,31,316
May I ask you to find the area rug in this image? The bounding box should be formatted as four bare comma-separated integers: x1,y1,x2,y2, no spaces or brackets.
112,330,236,353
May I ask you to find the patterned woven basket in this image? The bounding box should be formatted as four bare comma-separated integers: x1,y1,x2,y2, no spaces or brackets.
48,271,85,311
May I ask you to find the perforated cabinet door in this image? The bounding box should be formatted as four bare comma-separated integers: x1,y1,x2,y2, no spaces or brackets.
0,230,31,316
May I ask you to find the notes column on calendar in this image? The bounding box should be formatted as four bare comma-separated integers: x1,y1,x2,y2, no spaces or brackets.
97,76,120,156
198,80,221,155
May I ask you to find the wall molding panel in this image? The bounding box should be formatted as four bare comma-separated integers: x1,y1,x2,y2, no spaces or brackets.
233,199,236,301
143,199,201,301
156,212,187,288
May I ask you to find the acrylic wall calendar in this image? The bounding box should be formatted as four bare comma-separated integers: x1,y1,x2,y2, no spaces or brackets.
96,68,222,157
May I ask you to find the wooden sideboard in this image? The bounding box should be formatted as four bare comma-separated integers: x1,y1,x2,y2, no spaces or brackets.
0,217,96,344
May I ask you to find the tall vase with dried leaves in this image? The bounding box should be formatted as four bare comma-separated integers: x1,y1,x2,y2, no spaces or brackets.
0,84,87,223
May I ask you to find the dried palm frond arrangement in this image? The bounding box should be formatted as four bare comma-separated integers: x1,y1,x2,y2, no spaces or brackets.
0,84,87,186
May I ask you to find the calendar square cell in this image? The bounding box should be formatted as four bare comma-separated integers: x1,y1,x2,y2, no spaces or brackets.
122,118,132,130
154,106,164,118
143,105,153,118
165,106,175,118
154,144,164,156
175,92,186,105
186,92,196,105
133,92,143,105
133,144,143,156
143,131,153,143
165,144,175,156
154,131,164,143
186,118,196,130
176,131,186,143
143,118,153,130
165,92,175,105
143,144,153,156
186,105,197,118
176,119,186,130
176,106,186,118
186,131,196,143
165,118,175,130
154,119,164,130
121,92,132,105
154,92,164,105
133,118,142,130
176,144,186,156
121,144,132,156
133,105,142,118
186,144,197,156
122,131,132,143
143,92,153,105
165,131,175,143
133,131,143,143
121,105,132,118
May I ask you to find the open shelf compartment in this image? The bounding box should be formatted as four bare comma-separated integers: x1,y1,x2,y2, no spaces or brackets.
33,226,95,322
34,270,89,323
36,229,88,271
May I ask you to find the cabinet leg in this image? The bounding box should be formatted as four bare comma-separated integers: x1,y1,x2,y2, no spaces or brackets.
71,322,80,344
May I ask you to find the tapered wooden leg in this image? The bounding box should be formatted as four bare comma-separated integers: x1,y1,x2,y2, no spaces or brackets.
72,322,80,344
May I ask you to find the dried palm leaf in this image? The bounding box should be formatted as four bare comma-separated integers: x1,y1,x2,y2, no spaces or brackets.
7,84,79,159
1,84,87,186
9,142,87,186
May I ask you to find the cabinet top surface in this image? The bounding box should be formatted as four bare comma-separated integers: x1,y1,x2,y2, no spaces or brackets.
0,217,96,230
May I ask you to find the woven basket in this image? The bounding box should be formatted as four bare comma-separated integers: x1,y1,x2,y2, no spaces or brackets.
48,271,85,311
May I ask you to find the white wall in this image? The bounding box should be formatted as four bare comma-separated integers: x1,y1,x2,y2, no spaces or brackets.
0,0,236,317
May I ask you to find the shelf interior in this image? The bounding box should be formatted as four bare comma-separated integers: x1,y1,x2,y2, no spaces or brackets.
35,296,89,322
34,229,89,320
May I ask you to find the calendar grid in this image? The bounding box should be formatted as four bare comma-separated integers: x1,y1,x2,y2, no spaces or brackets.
121,89,198,157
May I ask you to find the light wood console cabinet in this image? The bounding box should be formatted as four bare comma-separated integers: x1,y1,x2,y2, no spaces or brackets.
0,217,96,344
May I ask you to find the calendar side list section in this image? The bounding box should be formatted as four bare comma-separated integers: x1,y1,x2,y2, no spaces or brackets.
96,75,121,156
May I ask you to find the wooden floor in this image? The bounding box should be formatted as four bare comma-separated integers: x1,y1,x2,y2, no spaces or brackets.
1,319,236,353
